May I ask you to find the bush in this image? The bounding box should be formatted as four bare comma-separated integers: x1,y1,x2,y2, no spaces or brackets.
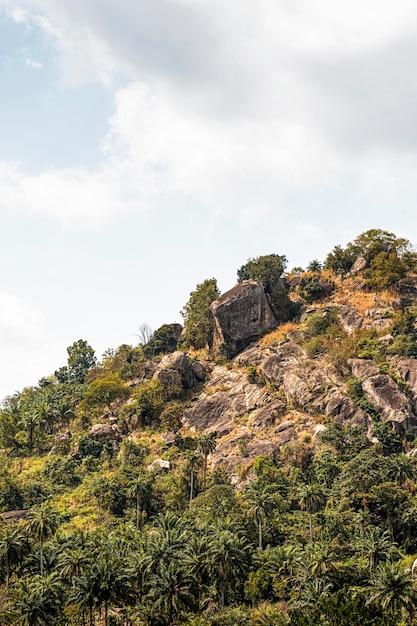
180,278,220,349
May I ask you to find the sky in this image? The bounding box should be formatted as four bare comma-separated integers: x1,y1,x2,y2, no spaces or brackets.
2,0,417,400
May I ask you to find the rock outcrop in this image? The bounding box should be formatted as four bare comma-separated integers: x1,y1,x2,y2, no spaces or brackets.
210,281,277,357
153,351,205,398
362,374,416,432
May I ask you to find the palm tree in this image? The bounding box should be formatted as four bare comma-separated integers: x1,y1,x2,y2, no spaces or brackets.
243,481,276,550
205,525,249,607
298,483,326,542
197,432,217,486
358,527,395,571
0,526,28,588
150,560,196,626
127,472,152,529
13,572,64,626
185,449,202,505
368,561,417,622
389,453,416,487
26,502,60,576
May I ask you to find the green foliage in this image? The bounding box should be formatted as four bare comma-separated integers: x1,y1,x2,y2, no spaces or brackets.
160,401,184,433
180,278,220,349
237,254,287,289
121,379,165,427
78,375,130,417
144,324,181,357
324,244,358,275
66,339,96,383
299,276,334,303
371,422,402,455
346,377,380,418
306,259,322,272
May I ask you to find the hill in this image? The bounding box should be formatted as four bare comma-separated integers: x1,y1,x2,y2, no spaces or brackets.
2,229,417,625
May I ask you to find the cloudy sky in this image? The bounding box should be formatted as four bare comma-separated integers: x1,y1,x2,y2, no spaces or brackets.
1,0,417,399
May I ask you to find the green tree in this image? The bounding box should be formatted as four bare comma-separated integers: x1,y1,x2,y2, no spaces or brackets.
27,502,61,576
298,483,326,542
243,482,277,550
206,525,249,607
78,375,130,417
66,339,96,383
0,526,28,588
368,561,416,621
197,432,217,486
180,279,220,349
237,254,287,289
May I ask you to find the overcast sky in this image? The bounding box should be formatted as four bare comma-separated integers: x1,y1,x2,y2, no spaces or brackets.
1,0,417,400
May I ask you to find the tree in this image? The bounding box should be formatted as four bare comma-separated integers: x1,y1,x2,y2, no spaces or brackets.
237,254,287,289
206,525,249,607
127,472,153,529
359,527,395,571
298,483,326,542
27,502,61,576
66,340,96,383
150,560,197,626
306,259,322,273
0,526,28,588
243,482,277,550
180,279,220,349
368,561,417,621
185,449,202,505
197,432,217,486
78,375,130,417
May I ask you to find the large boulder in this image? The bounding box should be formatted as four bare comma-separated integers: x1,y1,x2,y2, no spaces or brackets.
210,281,278,357
362,374,417,432
153,351,205,398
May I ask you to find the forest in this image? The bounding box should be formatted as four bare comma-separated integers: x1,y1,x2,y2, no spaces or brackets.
2,229,417,625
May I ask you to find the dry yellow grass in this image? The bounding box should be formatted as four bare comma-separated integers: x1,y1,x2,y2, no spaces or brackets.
329,277,394,314
260,322,299,347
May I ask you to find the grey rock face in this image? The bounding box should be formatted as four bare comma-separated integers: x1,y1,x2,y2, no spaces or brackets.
338,306,364,333
349,359,379,380
152,351,205,398
362,374,416,431
210,281,278,357
350,256,367,275
183,365,268,435
90,424,121,441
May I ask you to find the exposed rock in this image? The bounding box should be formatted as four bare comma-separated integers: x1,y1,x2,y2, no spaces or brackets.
54,431,72,444
394,276,417,300
183,366,269,435
247,439,276,456
325,394,370,429
0,510,29,523
153,351,205,398
275,420,294,433
250,400,287,429
393,358,417,409
379,334,394,345
161,432,176,445
349,358,379,380
210,281,278,357
350,256,367,275
288,275,305,290
275,426,298,446
393,297,415,310
191,360,206,381
337,305,364,333
301,308,331,323
90,424,121,441
147,458,170,471
362,374,416,431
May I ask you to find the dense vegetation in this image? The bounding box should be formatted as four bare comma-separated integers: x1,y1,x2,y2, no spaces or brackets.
2,230,417,625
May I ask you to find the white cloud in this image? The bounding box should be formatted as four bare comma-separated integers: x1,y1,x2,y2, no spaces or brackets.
25,57,42,69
